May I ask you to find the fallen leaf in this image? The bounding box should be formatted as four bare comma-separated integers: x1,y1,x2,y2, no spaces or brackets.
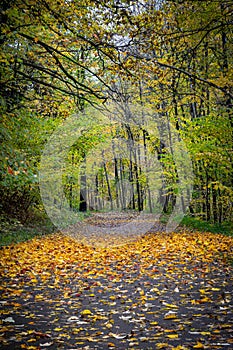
81,309,92,316
39,342,54,347
2,317,15,323
193,342,205,348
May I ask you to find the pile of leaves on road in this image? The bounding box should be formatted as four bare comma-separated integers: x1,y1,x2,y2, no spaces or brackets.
0,230,233,349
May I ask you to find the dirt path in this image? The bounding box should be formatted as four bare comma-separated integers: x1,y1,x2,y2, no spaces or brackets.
85,212,167,232
0,214,233,350
63,212,168,248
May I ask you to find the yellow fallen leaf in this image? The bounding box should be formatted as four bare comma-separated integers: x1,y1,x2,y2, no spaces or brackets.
200,297,211,302
108,342,115,347
199,289,206,294
81,309,92,315
164,312,177,319
156,343,169,349
105,322,113,329
30,278,38,283
193,342,205,349
163,303,179,309
167,334,179,339
87,337,95,342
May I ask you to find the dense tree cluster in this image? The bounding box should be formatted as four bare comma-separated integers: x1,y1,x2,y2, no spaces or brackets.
1,0,232,223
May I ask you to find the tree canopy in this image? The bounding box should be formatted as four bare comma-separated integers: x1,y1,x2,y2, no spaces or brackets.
1,0,232,224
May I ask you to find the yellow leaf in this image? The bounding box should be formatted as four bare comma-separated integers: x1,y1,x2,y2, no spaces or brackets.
105,322,113,329
87,337,95,342
199,289,206,294
108,342,115,347
193,342,205,349
163,303,179,309
156,343,169,349
200,297,211,302
167,334,179,339
81,309,92,315
164,312,177,319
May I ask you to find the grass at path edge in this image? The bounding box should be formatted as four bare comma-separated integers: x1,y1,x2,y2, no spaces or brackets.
0,213,232,246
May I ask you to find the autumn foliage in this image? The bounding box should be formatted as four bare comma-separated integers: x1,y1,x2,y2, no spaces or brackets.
0,230,233,349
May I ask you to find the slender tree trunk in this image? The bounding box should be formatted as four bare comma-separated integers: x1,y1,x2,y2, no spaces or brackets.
142,129,152,213
133,162,142,211
217,186,222,224
95,174,100,210
129,151,135,210
120,158,126,210
205,169,210,221
69,152,74,210
79,157,87,212
212,183,218,223
114,158,120,209
102,151,113,210
111,139,120,209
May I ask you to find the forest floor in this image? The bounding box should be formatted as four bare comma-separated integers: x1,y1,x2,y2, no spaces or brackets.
0,212,233,350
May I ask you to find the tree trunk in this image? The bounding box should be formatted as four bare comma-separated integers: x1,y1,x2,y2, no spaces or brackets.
79,157,87,212
102,151,113,210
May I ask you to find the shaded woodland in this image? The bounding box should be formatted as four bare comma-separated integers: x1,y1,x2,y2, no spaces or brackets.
1,0,232,225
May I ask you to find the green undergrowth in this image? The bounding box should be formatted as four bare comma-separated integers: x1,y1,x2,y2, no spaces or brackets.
1,210,232,247
0,209,55,246
180,216,233,236
0,207,92,246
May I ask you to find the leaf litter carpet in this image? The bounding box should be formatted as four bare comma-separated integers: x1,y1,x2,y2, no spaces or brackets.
0,214,233,350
